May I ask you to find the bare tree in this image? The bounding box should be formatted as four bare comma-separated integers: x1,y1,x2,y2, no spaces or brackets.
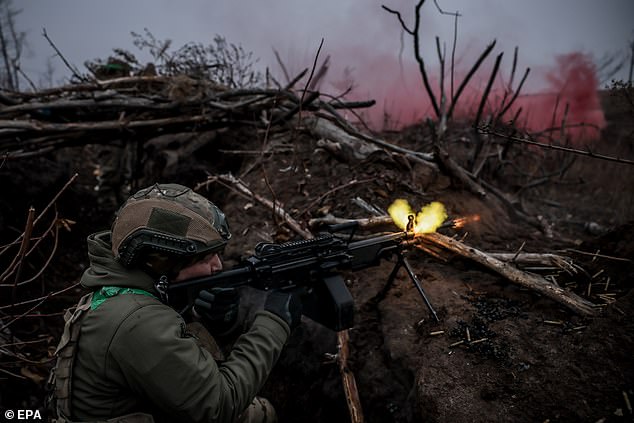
0,0,26,91
595,50,628,86
627,39,634,85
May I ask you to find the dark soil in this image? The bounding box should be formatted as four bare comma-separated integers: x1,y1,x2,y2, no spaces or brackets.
1,91,633,422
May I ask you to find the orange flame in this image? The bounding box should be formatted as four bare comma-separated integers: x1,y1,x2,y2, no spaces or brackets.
388,199,448,234
452,214,481,228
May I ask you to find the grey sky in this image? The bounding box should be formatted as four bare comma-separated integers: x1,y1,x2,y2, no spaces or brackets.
15,0,634,124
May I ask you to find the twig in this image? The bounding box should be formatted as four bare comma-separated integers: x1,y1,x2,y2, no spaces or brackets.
1,207,38,284
0,368,27,380
262,166,280,227
436,36,447,121
0,290,50,332
352,197,386,216
0,338,50,348
450,9,459,101
12,222,60,287
470,52,503,172
11,207,35,303
199,174,313,239
550,94,561,132
511,241,526,263
446,41,496,119
0,345,54,365
529,122,602,138
432,0,460,16
495,67,530,121
285,69,309,90
16,66,37,91
337,330,365,423
564,249,631,263
0,173,77,257
504,47,519,104
475,52,503,127
478,128,634,165
41,28,85,82
382,1,440,117
308,55,330,91
0,281,81,311
272,48,292,85
298,178,375,218
300,38,325,108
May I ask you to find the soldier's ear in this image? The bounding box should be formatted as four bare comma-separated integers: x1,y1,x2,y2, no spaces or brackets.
140,252,185,278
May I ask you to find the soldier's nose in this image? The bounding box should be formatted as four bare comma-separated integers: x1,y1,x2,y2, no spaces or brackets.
208,254,223,273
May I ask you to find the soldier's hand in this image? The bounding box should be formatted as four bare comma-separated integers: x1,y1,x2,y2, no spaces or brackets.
264,291,302,331
194,287,240,334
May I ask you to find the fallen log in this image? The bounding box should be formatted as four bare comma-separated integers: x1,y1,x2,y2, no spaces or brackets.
304,114,438,170
304,115,382,161
417,232,598,316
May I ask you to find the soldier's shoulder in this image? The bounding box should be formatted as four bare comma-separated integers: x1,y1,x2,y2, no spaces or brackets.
87,291,177,331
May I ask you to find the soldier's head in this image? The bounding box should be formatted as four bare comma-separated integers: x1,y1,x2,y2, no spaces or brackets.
111,183,231,279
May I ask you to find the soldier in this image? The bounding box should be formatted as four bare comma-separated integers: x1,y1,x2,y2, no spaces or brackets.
48,183,301,423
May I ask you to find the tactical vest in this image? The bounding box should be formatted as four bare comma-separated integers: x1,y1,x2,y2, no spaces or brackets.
47,292,154,423
47,291,272,423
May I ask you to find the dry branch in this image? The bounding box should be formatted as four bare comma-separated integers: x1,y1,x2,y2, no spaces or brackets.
382,1,440,118
337,330,365,423
446,40,496,120
0,74,382,164
416,232,598,315
478,127,634,166
0,173,77,259
198,173,313,239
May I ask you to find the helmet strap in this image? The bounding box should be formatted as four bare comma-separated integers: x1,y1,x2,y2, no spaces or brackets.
155,275,170,304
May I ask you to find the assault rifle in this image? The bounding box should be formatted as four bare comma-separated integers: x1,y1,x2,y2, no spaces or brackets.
168,223,439,331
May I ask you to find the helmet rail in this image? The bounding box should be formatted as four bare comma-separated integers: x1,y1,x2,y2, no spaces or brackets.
111,183,231,269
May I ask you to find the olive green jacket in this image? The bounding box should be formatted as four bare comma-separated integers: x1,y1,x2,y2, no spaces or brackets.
70,231,289,423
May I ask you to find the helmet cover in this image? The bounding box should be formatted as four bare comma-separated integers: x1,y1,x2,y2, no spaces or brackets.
111,183,231,267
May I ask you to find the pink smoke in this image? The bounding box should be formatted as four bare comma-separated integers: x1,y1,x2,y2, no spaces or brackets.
320,49,605,144
515,52,606,141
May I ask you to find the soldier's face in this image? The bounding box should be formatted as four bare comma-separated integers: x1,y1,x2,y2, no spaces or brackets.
174,253,223,282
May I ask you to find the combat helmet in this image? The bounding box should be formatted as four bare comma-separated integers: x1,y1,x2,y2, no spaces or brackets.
111,183,231,270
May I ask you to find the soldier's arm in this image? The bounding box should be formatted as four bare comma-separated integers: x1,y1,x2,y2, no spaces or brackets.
109,303,289,423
